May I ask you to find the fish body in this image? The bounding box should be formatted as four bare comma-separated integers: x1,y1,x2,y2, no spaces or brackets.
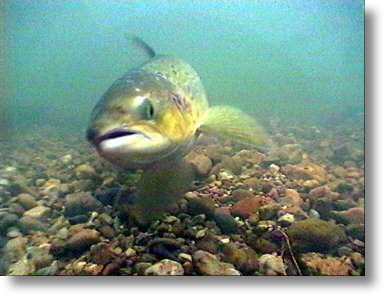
87,37,268,168
86,36,269,223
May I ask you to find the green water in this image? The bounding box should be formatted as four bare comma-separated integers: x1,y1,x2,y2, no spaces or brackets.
2,0,364,134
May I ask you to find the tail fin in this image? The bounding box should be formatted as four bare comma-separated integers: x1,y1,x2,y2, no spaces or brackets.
199,106,271,149
125,34,156,58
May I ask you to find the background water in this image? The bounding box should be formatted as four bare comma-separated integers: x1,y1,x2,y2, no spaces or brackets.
1,0,364,136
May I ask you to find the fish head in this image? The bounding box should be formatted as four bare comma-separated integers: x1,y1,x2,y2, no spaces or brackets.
86,71,196,168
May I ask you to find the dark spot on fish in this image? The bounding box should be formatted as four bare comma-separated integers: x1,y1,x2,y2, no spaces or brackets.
170,92,190,111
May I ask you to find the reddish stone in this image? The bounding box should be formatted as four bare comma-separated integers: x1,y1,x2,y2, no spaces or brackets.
231,197,260,218
285,189,304,207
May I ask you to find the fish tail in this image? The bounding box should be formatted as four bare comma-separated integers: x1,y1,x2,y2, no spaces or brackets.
125,34,156,58
199,106,271,149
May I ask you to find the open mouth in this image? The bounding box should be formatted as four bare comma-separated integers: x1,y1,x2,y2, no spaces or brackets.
93,128,144,147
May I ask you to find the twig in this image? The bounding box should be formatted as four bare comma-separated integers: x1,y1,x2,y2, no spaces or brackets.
278,229,302,276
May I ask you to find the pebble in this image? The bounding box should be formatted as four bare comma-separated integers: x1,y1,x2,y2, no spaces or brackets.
309,185,331,199
41,179,61,197
231,197,260,218
243,178,259,190
0,178,10,186
269,164,280,172
125,248,136,258
18,216,47,234
192,250,241,275
17,193,38,210
64,192,102,217
0,213,19,235
303,179,320,189
285,189,303,207
196,229,207,239
178,253,192,262
258,254,286,275
218,171,234,181
164,215,178,223
98,225,115,239
331,207,365,225
309,209,320,219
23,206,51,220
286,219,347,253
66,229,100,252
7,229,22,238
231,189,254,202
60,154,72,164
189,154,213,176
75,164,97,179
277,213,295,226
144,259,184,276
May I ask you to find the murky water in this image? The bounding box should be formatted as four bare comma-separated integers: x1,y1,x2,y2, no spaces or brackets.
0,0,364,276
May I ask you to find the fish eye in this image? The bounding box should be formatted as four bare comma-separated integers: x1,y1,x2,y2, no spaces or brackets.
138,98,155,120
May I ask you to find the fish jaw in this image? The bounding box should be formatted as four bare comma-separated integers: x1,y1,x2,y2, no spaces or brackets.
90,126,175,168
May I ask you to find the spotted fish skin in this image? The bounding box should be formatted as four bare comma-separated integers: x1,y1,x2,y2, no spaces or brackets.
87,47,209,168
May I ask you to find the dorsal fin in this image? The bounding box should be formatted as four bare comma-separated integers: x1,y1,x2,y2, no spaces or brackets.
126,34,156,59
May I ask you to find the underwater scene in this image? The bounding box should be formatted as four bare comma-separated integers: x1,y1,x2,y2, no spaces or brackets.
0,1,364,276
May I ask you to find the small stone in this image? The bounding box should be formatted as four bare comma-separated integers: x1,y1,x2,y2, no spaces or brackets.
231,197,260,219
75,164,97,179
277,213,295,226
309,185,331,199
231,189,254,202
283,163,326,183
64,192,102,217
41,179,61,197
331,207,365,225
134,262,152,275
192,250,241,275
0,213,19,235
178,253,192,262
218,171,234,181
0,178,10,186
243,178,259,190
350,252,365,269
309,209,320,219
301,253,352,275
98,225,115,239
188,154,213,176
164,215,178,223
286,219,347,253
144,259,184,276
7,229,22,238
17,194,38,210
125,248,136,258
196,229,206,239
269,164,280,172
258,204,281,220
23,206,51,220
89,243,116,265
221,243,259,274
18,217,47,234
258,254,286,275
285,189,303,207
98,213,113,225
303,180,320,189
337,246,353,257
66,229,100,253
35,179,46,187
60,154,72,164
346,223,365,241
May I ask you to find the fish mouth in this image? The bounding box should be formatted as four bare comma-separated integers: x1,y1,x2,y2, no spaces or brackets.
93,128,150,147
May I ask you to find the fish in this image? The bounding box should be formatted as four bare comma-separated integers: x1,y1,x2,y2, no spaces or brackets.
86,36,269,223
